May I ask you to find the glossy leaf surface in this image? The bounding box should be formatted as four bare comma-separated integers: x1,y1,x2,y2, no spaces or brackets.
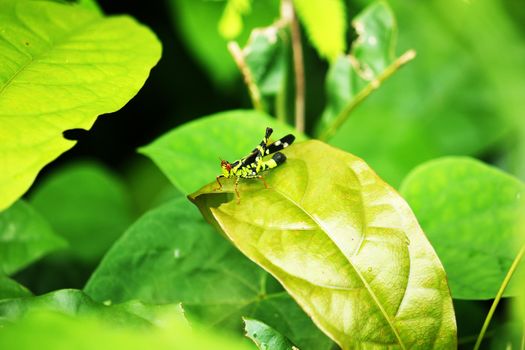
140,110,306,195
190,140,457,349
29,161,133,263
0,0,161,210
0,200,66,275
244,318,297,350
400,157,525,299
85,198,334,350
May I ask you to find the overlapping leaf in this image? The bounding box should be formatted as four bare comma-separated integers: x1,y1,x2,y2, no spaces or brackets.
190,140,457,349
0,275,31,300
400,157,525,299
85,198,334,350
0,200,66,275
140,110,306,195
0,0,161,210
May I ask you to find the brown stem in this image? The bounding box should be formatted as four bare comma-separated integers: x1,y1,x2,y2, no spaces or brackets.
227,41,264,111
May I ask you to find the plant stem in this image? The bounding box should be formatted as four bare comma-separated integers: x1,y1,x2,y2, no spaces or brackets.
318,49,416,142
473,244,525,350
282,0,305,133
227,41,264,111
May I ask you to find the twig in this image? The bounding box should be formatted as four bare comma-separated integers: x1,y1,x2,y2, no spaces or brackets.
282,0,305,133
473,244,525,350
318,49,416,141
227,41,264,111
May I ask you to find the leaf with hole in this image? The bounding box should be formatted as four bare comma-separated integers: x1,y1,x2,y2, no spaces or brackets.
190,140,457,349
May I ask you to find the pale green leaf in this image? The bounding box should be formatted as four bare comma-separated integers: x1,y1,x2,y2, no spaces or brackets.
0,0,161,210
0,200,66,275
316,1,414,139
190,140,457,349
293,0,346,60
400,157,525,299
85,198,334,350
140,110,307,195
244,318,297,350
29,161,133,263
0,310,252,350
168,0,279,87
0,275,31,300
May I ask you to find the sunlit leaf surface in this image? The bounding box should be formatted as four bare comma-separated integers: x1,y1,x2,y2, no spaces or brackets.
85,198,334,350
0,0,161,210
0,200,66,275
190,140,456,349
400,157,525,299
140,110,306,195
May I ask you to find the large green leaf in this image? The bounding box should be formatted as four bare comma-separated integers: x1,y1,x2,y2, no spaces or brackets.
190,140,456,349
315,1,414,139
292,0,346,61
140,110,307,195
0,200,66,275
0,0,161,210
85,198,334,350
244,318,297,350
0,275,31,300
168,0,279,87
330,0,525,187
400,157,525,299
0,310,252,350
29,161,133,263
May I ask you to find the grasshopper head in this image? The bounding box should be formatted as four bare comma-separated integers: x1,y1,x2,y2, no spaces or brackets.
220,159,232,177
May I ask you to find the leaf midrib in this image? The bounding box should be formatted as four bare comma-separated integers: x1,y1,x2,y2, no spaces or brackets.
252,186,408,349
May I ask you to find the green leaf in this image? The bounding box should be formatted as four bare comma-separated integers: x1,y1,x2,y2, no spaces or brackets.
0,310,253,350
189,140,457,349
400,157,525,299
330,0,524,187
85,198,334,350
168,0,279,87
0,275,31,300
140,110,307,195
0,0,161,210
219,0,252,39
244,318,297,350
292,0,346,61
0,289,173,327
242,23,289,114
0,200,66,275
316,1,414,139
29,161,133,263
